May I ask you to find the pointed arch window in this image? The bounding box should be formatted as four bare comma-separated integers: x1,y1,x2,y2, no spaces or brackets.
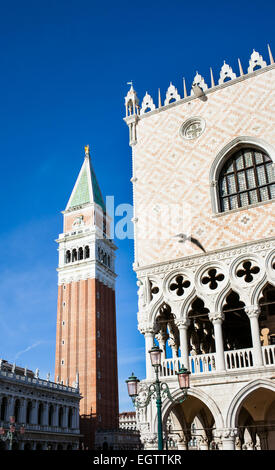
65,250,71,264
219,148,275,212
72,249,77,262
85,246,90,259
78,247,83,261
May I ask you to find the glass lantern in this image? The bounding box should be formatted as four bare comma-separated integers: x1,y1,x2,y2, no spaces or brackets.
149,345,162,368
126,373,140,398
176,367,191,390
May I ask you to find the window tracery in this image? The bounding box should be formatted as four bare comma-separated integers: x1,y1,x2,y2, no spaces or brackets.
219,147,274,212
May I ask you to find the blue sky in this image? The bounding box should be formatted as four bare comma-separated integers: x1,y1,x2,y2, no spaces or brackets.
0,0,274,411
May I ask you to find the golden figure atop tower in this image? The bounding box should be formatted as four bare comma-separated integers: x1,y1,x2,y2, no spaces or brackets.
84,144,90,157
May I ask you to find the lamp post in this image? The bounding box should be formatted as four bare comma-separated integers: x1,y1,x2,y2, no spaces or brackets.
0,416,25,450
126,345,190,450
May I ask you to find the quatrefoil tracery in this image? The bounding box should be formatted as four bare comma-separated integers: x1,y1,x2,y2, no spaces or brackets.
201,268,225,290
169,275,191,296
236,261,260,283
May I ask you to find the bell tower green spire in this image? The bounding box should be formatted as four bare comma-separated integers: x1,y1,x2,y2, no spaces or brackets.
66,145,105,212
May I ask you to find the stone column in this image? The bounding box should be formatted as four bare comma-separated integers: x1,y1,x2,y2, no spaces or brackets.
73,406,79,429
198,435,209,450
245,306,263,367
175,319,190,369
19,398,27,424
7,396,15,422
255,421,268,450
52,404,59,427
43,402,49,426
174,433,187,450
221,428,238,450
139,327,155,380
155,330,168,362
209,313,226,372
31,401,38,425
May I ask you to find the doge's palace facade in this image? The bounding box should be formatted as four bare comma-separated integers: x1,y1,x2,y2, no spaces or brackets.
124,47,275,450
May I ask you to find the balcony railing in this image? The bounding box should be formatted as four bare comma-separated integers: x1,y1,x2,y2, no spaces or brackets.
0,421,80,434
160,345,275,377
263,345,275,366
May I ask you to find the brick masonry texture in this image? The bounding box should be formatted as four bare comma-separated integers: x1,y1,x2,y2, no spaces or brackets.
55,278,118,446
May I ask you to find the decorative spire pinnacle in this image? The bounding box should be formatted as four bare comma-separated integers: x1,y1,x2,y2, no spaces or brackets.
158,88,162,107
268,44,274,64
125,81,139,117
238,58,244,76
183,78,187,98
210,68,215,87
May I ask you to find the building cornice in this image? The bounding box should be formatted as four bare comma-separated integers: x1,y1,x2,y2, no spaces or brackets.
134,236,275,276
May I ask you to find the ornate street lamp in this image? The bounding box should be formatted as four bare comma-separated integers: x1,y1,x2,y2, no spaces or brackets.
0,416,25,450
126,345,190,450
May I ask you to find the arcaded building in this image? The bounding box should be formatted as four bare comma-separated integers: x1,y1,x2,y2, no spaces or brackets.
54,145,119,449
0,360,80,450
124,47,275,450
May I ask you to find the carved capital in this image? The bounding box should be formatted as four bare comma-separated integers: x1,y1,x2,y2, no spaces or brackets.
245,305,261,318
140,432,158,445
175,318,190,329
222,428,238,439
138,322,155,336
155,331,169,344
209,312,224,323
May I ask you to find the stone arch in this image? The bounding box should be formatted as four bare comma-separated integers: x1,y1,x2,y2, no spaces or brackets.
179,290,201,321
213,283,234,313
160,386,224,439
257,282,275,349
226,378,275,429
186,296,214,357
209,136,275,214
252,277,274,306
148,297,165,326
221,289,252,352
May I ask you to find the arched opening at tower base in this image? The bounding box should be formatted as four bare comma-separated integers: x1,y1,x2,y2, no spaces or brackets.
234,387,275,450
163,395,217,450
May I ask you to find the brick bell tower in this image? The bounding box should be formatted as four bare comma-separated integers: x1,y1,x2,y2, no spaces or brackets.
54,145,119,449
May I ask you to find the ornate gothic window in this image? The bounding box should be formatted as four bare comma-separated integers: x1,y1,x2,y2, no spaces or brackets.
219,148,275,212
